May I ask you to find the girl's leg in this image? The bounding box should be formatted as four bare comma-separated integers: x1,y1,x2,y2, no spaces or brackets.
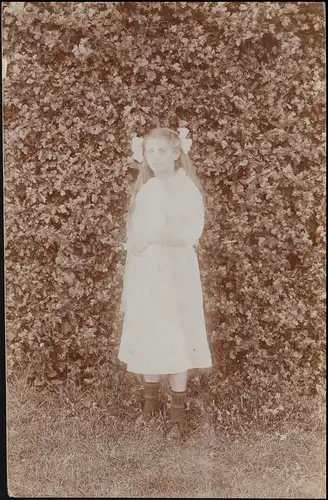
144,374,161,383
168,371,188,438
143,374,161,417
170,371,188,392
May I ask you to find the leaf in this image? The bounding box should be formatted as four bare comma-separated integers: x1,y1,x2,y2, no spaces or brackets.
7,2,25,12
34,376,44,386
61,318,71,334
83,377,98,384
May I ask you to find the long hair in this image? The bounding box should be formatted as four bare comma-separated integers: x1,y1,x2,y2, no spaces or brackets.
126,127,206,236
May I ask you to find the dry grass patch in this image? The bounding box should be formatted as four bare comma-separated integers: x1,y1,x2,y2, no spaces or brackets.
6,375,326,498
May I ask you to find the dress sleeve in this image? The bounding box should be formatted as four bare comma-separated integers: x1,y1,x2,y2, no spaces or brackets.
129,181,165,248
121,186,152,311
165,176,205,247
130,187,150,248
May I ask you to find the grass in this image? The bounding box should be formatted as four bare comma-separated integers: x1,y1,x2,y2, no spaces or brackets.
6,373,326,498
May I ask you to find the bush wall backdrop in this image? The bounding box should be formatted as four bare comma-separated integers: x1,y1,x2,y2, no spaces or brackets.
3,2,326,416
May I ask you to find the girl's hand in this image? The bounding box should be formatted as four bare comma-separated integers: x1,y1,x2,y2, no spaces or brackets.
132,240,149,256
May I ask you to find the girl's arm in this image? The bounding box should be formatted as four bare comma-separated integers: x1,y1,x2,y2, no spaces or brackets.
129,182,164,254
129,176,205,252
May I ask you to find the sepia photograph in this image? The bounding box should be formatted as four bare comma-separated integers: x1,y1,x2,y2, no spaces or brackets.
3,1,326,497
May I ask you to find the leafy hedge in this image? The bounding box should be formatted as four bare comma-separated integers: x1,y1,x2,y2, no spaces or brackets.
4,2,326,412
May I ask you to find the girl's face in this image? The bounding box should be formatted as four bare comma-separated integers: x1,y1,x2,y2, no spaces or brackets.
144,136,180,178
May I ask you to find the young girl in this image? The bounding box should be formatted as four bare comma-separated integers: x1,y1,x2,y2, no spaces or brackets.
118,127,212,437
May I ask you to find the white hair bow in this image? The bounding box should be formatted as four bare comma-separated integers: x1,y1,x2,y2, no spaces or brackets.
131,136,144,163
178,127,192,155
131,127,192,163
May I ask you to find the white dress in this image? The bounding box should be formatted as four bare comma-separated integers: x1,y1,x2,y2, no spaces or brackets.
118,168,212,374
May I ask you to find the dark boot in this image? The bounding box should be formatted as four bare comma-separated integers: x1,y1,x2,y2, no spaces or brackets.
143,381,160,418
166,390,187,439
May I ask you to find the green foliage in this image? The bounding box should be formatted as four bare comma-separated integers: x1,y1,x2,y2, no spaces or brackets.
4,2,326,410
